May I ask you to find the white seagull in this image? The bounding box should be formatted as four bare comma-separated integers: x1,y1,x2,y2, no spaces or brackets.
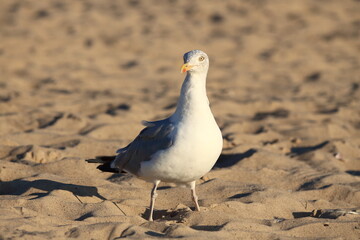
91,50,223,221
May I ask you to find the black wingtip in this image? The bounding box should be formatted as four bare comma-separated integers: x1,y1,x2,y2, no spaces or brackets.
86,155,116,164
95,155,116,162
86,158,103,163
97,162,119,173
86,155,118,173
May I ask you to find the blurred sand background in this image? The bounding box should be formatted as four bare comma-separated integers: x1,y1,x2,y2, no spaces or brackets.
0,0,360,239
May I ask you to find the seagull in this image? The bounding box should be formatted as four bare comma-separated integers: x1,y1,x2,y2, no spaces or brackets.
90,50,223,221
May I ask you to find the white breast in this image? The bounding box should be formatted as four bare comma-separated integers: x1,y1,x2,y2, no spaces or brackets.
139,108,223,183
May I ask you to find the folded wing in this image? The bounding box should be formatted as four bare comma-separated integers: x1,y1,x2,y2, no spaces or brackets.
112,119,175,175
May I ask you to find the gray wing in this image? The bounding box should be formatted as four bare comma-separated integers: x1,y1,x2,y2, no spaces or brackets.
112,118,175,176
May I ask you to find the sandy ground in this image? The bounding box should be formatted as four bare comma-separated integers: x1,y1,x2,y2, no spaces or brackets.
1,0,360,239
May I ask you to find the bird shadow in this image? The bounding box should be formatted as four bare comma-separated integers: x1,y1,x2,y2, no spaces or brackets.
142,207,192,222
142,209,168,221
213,148,257,169
0,179,106,200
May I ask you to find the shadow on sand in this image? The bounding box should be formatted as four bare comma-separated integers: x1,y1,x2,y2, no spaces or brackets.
0,179,106,200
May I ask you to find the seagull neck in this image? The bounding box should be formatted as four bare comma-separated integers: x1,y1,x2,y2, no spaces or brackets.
172,71,209,121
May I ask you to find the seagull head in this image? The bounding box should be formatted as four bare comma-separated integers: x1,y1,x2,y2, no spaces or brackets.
181,50,209,74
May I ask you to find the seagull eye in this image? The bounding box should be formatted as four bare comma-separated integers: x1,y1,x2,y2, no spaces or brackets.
199,56,205,61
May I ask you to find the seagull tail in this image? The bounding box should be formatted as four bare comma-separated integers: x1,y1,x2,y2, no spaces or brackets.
86,156,118,173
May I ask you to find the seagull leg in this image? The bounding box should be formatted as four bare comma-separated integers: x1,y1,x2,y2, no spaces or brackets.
149,180,160,221
190,181,200,211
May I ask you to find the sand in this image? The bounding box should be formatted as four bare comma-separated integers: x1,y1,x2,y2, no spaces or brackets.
0,0,360,239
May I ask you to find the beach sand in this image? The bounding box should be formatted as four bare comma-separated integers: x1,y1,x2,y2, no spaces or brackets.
0,0,359,239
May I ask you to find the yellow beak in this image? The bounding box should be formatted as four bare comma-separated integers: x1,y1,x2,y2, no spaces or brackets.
180,63,192,73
